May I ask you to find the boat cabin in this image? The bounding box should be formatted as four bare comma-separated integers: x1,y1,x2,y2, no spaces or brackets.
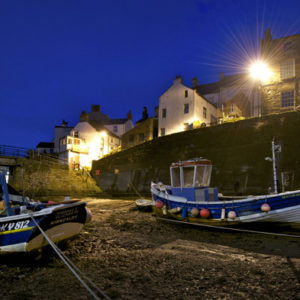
169,159,218,202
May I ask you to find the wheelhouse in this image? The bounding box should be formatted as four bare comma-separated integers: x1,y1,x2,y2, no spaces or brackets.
170,159,212,188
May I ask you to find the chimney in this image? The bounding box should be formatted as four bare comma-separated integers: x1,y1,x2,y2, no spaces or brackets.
126,110,132,120
91,105,100,112
154,106,158,118
265,28,272,42
61,120,68,127
173,75,183,85
219,72,225,81
80,111,89,122
192,77,200,89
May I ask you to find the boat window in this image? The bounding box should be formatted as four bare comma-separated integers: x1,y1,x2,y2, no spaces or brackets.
195,164,212,187
183,167,194,187
195,166,205,186
171,167,181,187
203,165,212,186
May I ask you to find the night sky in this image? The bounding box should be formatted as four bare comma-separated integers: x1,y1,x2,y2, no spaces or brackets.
1,0,300,149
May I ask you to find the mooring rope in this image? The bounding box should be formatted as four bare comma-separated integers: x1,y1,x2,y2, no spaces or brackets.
29,214,111,300
156,217,300,238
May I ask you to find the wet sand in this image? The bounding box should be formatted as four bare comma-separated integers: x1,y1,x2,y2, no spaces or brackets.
0,198,299,299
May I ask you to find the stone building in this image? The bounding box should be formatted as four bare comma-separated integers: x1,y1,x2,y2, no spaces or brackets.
121,108,158,150
260,29,300,114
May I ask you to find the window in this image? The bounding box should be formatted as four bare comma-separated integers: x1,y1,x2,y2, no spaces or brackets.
160,128,165,136
129,134,134,142
74,131,79,137
67,138,72,144
185,90,188,98
139,133,145,141
280,60,295,79
203,107,207,119
184,103,189,114
281,91,294,107
113,125,118,132
162,108,166,118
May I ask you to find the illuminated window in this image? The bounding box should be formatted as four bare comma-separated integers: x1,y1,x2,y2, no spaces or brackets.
162,108,166,118
280,60,295,79
161,128,165,136
184,103,189,114
185,90,188,98
203,107,207,119
281,91,294,107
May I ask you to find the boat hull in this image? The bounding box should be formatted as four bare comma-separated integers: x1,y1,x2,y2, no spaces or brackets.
151,184,300,226
0,201,88,253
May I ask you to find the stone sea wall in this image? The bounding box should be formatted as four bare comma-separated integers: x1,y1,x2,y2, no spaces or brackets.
8,157,101,198
92,110,300,196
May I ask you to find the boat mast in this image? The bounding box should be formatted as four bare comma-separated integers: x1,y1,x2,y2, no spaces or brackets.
272,138,278,194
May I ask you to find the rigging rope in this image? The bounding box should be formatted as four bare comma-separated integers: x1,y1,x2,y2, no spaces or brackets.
156,217,300,238
29,214,111,300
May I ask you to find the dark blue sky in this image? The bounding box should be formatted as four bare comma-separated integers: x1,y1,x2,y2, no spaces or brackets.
1,0,300,148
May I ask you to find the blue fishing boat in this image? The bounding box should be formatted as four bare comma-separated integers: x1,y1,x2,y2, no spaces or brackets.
0,173,91,253
151,140,300,226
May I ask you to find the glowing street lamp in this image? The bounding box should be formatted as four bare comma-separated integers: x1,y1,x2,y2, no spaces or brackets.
249,61,272,83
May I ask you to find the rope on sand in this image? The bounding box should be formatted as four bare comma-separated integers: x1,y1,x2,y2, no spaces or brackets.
29,214,111,300
156,217,300,238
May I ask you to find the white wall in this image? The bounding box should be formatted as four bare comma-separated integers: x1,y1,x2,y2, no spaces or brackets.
104,119,134,137
158,78,217,137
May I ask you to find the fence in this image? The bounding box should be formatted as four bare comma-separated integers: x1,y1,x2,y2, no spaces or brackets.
0,145,30,158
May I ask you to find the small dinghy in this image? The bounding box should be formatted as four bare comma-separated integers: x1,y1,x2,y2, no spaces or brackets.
135,199,152,212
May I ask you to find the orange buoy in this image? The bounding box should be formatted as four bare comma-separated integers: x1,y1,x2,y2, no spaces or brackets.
261,203,271,212
191,207,199,217
155,200,164,209
200,208,210,218
228,211,236,219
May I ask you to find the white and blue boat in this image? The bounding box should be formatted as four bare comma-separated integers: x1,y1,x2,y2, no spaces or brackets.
0,173,91,253
151,140,300,226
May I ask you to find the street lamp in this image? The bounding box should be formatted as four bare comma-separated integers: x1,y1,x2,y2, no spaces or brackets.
249,61,272,83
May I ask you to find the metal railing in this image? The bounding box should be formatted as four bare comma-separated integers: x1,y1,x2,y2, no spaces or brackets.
0,145,30,158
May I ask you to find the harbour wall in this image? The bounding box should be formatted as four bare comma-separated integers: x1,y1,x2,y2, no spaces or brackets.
7,157,101,198
92,110,300,196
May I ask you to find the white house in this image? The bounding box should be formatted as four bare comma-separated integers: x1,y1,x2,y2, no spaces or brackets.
104,118,134,137
58,120,121,169
158,76,217,137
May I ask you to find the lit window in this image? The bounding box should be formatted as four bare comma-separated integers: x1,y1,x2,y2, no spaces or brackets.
185,90,188,98
162,108,166,118
161,128,165,136
280,60,295,79
113,126,118,132
203,107,207,119
184,103,189,114
281,91,294,107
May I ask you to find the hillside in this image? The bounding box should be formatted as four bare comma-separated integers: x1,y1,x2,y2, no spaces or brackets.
92,110,300,195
